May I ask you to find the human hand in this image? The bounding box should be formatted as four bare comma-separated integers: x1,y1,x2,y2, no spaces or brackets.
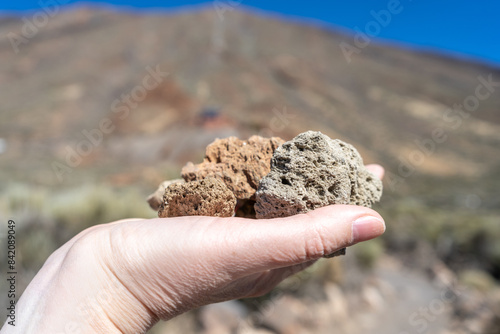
2,165,385,334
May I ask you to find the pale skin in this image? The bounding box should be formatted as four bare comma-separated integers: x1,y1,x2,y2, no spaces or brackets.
1,165,386,334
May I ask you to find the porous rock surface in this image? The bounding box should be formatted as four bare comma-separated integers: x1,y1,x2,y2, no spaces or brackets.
181,136,285,200
158,178,236,218
255,131,382,219
147,179,185,210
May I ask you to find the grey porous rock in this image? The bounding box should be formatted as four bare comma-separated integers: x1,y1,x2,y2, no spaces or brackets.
255,131,383,257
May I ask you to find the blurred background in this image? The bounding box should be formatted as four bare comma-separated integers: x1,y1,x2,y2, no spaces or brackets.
1,1,500,333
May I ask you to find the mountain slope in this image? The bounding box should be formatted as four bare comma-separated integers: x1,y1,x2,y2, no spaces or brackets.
1,7,499,189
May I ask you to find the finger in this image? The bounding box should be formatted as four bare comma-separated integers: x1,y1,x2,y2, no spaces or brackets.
195,205,385,277
365,164,384,180
110,207,383,308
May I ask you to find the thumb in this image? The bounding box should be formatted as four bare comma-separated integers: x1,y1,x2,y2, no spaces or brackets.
213,205,385,276
92,205,385,327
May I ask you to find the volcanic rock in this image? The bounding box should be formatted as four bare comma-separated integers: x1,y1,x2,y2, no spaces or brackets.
147,179,185,210
255,131,382,217
181,135,284,200
158,178,236,218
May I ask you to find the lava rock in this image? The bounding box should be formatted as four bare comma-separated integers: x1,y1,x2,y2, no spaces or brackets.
255,131,382,218
147,179,185,210
158,178,236,218
181,135,284,200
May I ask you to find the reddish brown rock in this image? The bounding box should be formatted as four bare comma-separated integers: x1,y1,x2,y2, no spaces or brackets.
158,178,236,218
147,179,185,210
181,135,284,200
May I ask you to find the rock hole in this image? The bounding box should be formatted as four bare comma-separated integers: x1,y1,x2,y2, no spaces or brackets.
295,143,306,152
328,185,335,193
275,157,291,170
281,178,292,186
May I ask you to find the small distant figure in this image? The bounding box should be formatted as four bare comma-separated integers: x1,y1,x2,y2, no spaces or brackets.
200,107,220,121
197,107,234,129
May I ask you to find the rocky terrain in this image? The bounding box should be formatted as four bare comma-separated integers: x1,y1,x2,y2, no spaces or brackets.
1,5,499,334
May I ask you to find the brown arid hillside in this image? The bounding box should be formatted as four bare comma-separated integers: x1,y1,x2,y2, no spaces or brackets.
1,7,500,188
1,6,500,334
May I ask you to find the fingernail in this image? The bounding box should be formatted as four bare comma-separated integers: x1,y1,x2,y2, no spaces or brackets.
352,215,386,243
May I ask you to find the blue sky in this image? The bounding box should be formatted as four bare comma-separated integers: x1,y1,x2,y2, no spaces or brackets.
2,0,499,67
